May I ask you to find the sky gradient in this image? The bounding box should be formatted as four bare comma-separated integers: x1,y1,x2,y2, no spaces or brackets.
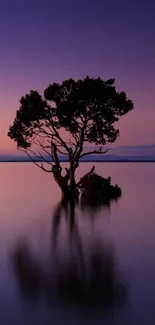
0,0,155,153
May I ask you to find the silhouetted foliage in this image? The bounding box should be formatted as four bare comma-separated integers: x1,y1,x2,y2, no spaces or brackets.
8,77,133,198
79,170,122,208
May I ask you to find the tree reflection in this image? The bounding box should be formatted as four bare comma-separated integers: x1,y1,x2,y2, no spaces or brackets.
12,242,41,300
11,196,127,315
47,242,126,313
80,184,122,214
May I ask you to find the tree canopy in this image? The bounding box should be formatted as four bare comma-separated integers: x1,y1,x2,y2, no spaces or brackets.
8,76,134,198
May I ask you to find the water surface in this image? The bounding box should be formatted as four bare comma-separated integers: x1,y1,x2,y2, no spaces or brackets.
0,162,155,325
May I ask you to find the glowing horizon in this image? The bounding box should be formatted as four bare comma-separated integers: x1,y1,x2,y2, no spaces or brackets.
0,0,154,153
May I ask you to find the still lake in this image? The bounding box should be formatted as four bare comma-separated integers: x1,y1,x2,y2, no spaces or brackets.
0,162,155,325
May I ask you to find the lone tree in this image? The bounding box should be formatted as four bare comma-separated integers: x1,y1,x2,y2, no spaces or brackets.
8,77,133,199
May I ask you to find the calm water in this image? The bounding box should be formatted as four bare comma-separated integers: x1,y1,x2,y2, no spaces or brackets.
0,162,155,325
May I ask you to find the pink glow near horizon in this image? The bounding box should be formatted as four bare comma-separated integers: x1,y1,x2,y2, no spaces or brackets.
0,1,154,153
0,93,154,155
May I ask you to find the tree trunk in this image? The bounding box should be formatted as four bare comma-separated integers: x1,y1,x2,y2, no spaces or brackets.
52,167,70,200
69,165,76,198
52,163,79,201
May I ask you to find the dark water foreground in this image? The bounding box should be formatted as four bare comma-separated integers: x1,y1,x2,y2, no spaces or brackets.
11,199,126,315
0,163,155,324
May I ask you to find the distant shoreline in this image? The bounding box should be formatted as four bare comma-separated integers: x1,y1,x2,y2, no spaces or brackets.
0,160,155,163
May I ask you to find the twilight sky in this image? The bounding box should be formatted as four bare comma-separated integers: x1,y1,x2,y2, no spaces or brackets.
0,0,155,153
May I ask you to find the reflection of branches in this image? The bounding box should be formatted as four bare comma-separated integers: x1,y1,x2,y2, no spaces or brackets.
51,242,126,313
11,200,127,315
80,195,120,213
12,242,41,300
11,238,126,314
51,199,69,245
51,199,84,265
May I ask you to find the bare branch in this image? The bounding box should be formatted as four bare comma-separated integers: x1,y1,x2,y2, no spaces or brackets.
74,116,92,158
77,165,95,187
38,150,53,166
30,137,54,166
72,132,79,143
30,122,71,156
18,149,53,172
69,139,76,146
51,124,70,152
37,126,54,138
56,147,69,156
80,147,108,159
39,144,53,162
47,137,63,148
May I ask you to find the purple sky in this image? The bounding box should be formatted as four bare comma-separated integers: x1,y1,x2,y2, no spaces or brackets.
0,0,155,153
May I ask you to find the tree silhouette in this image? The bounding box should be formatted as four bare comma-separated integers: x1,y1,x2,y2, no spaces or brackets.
8,77,133,199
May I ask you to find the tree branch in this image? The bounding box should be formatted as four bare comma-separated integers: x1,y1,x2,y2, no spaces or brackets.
18,149,53,172
32,137,54,166
56,147,69,155
52,144,62,170
80,147,108,159
74,116,89,158
38,150,53,166
39,144,54,163
51,124,70,153
77,165,95,187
